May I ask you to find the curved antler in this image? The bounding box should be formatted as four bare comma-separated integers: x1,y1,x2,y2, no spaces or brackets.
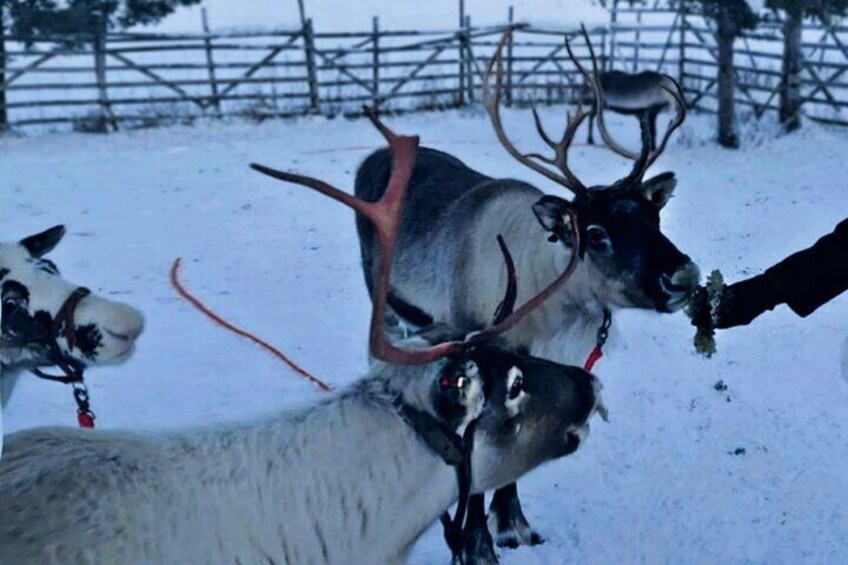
482,31,590,199
569,25,687,195
252,108,582,365
567,25,639,161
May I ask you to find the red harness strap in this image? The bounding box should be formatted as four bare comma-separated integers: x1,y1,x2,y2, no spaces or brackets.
73,382,96,428
583,309,612,372
583,345,604,372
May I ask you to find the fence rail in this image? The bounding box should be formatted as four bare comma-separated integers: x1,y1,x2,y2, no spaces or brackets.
2,3,848,132
0,19,608,131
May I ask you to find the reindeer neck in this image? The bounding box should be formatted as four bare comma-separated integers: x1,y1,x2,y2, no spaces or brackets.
500,209,610,364
179,377,458,564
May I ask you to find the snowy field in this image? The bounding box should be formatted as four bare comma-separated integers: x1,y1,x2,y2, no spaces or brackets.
1,107,846,564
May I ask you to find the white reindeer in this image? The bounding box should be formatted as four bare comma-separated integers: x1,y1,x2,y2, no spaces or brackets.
1,226,144,407
1,125,604,565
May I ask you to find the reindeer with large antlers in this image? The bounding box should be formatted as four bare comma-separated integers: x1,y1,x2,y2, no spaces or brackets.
346,27,699,563
0,117,605,565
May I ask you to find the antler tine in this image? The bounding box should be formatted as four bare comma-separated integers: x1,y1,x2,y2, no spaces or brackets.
362,105,397,142
567,26,639,161
607,78,686,192
482,31,589,197
607,113,654,193
644,79,686,171
492,234,518,325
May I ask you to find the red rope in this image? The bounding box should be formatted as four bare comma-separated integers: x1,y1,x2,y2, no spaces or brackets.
169,258,333,393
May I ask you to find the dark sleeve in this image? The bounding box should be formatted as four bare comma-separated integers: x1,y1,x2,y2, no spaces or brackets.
762,218,848,317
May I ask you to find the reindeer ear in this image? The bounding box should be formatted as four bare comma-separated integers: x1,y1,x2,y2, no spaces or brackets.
532,196,575,242
532,195,573,231
641,172,677,209
20,225,66,258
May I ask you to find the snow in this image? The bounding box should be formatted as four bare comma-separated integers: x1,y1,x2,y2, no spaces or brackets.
139,0,609,33
1,108,847,563
746,0,768,14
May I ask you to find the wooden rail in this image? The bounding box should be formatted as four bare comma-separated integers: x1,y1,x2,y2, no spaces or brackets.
0,21,606,130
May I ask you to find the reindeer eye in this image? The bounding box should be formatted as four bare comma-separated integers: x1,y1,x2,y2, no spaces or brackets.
586,226,610,250
507,366,524,401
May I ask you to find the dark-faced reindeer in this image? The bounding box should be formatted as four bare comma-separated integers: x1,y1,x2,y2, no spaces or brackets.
351,29,698,563
1,121,605,565
585,69,683,152
1,226,144,408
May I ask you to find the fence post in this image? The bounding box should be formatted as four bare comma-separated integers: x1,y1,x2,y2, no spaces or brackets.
457,0,466,106
0,1,8,132
600,28,608,73
303,18,320,113
93,21,117,132
465,15,474,103
609,0,618,71
506,6,514,107
678,1,686,99
632,8,642,71
201,8,222,117
372,16,380,111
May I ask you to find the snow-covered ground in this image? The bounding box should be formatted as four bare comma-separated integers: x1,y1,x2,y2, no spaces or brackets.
1,107,846,564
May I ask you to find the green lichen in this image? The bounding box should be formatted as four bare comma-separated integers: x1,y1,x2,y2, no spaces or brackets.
687,269,725,358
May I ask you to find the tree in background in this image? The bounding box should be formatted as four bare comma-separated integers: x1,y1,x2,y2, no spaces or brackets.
0,0,201,131
7,0,201,40
688,0,759,148
767,0,848,132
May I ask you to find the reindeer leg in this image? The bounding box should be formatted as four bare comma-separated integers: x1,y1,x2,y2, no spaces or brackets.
488,482,544,548
648,107,660,151
462,493,499,564
1,372,20,407
587,111,596,145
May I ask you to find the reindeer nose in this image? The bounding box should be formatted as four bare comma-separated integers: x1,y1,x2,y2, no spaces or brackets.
103,304,145,343
660,262,700,298
671,261,700,291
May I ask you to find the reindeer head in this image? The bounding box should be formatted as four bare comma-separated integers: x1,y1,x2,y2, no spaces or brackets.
484,28,700,314
460,343,599,492
1,226,144,378
251,111,604,493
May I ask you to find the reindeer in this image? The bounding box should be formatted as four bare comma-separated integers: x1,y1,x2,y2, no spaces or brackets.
0,120,605,565
1,226,144,408
585,69,683,152
351,29,699,563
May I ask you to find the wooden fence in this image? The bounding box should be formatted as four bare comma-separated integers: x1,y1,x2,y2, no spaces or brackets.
609,3,848,127
0,16,608,132
3,3,848,132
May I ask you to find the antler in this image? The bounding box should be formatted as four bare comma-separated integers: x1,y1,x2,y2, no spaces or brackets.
482,31,590,200
251,108,581,365
566,25,638,161
568,25,687,192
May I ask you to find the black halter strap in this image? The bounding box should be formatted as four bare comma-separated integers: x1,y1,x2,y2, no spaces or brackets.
439,420,477,563
393,396,478,563
27,287,91,384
